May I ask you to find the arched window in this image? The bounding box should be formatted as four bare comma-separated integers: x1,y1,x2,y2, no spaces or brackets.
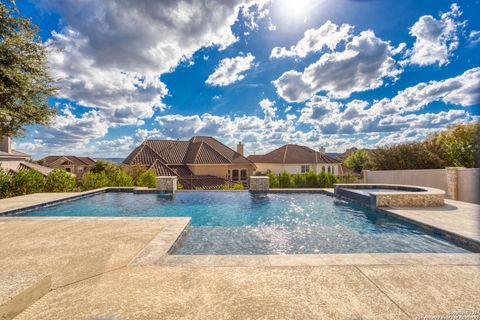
240,169,247,181
327,166,331,173
227,170,231,180
232,169,239,181
322,166,325,172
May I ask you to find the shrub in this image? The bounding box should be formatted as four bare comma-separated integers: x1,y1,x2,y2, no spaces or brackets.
90,160,120,176
0,168,11,198
427,122,480,168
267,172,279,188
278,172,293,188
135,170,156,188
81,171,110,191
266,171,338,189
110,170,134,187
45,169,77,192
9,169,46,196
368,143,444,170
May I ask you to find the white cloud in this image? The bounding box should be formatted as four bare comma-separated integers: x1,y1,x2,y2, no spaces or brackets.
370,67,480,115
270,21,353,58
38,0,268,127
205,53,256,86
273,30,402,101
468,30,480,46
407,3,465,66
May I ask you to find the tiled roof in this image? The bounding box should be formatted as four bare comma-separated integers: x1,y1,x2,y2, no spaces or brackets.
41,156,96,166
148,159,177,176
190,136,252,164
178,176,238,190
0,150,30,158
248,144,341,164
17,162,53,176
123,136,251,166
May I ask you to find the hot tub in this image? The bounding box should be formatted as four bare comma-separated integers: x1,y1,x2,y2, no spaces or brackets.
334,184,445,208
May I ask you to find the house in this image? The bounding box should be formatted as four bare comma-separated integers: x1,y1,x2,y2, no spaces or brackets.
123,136,255,189
0,137,53,176
40,155,96,177
248,144,346,175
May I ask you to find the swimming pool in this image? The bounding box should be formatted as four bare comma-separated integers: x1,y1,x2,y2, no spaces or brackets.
11,191,471,254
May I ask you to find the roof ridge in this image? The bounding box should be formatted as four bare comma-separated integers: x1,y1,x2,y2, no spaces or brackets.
149,158,177,176
201,140,231,163
143,144,168,163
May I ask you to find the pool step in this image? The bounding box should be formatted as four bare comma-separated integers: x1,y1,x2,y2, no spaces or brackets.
0,272,51,320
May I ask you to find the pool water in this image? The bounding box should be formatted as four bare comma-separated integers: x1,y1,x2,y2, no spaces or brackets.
14,191,471,254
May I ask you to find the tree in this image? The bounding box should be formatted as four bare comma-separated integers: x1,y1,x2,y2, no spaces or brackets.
44,169,76,192
344,149,370,173
135,170,156,188
368,143,444,170
9,169,45,196
0,1,57,136
427,123,480,168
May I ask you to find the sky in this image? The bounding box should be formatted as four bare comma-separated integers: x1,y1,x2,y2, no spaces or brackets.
13,0,480,159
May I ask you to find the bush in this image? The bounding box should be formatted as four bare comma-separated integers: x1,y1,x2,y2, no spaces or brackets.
90,160,120,176
266,171,338,188
110,170,134,187
367,143,444,170
9,169,46,196
427,123,480,168
135,170,156,188
0,168,11,198
218,183,244,190
45,169,77,192
81,171,110,191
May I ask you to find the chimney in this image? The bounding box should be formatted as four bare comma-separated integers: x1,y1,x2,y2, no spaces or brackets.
318,146,326,154
236,142,244,156
0,136,11,154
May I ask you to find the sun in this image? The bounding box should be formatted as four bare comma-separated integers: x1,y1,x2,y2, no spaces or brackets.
279,0,314,20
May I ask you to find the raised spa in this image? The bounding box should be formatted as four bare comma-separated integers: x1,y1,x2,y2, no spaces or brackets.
334,184,445,208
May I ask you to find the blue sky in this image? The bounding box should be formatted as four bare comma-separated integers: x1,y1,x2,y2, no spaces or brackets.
14,0,480,158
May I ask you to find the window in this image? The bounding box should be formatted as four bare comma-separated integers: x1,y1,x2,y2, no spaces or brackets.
65,168,71,173
232,169,239,181
322,166,325,172
240,169,247,181
301,165,310,173
227,170,231,180
327,166,331,173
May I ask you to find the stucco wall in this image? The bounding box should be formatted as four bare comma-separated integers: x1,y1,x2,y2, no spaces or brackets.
364,168,480,204
457,168,480,204
364,169,447,191
188,164,229,178
0,160,23,170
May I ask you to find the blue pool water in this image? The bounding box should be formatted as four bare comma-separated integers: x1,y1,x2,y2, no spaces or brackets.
14,191,471,254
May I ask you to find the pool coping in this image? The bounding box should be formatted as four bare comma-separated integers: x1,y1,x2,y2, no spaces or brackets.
1,188,478,267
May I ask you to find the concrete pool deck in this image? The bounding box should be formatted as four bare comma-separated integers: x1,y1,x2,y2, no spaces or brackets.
1,190,480,319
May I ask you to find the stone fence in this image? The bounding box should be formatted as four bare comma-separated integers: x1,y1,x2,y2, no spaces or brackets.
363,167,479,204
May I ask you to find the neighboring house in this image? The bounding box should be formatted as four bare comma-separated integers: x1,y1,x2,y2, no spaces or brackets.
40,156,96,176
248,144,346,175
123,136,255,189
0,136,53,176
